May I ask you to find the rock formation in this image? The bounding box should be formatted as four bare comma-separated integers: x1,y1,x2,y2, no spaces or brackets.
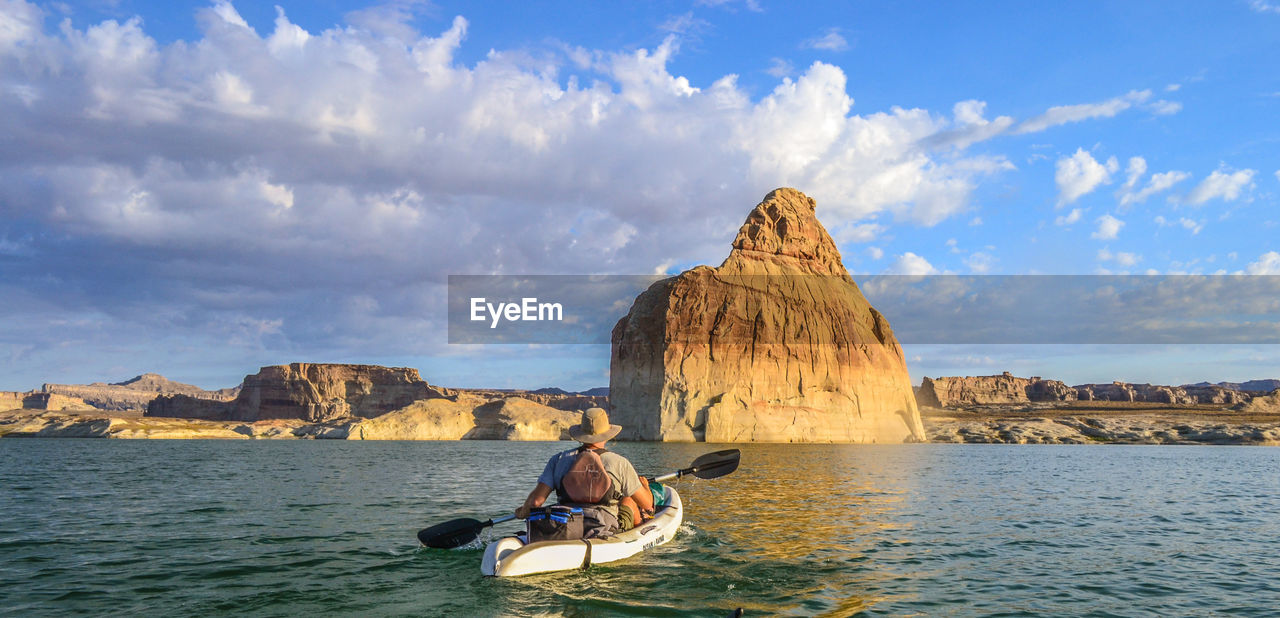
43,373,237,411
0,391,94,412
918,374,1256,409
147,363,452,422
916,372,1076,408
1075,382,1201,405
454,388,608,411
610,188,925,443
1236,388,1280,414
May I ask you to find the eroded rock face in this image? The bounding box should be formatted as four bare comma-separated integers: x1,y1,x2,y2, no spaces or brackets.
1236,389,1280,414
43,373,237,412
1075,382,1199,405
610,188,925,443
147,363,452,422
916,372,1076,408
1,391,95,412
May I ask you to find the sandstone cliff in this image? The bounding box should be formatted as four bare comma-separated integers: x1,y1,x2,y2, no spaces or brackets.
918,373,1255,409
916,372,1076,408
0,391,95,412
1235,389,1280,414
43,373,237,411
147,363,452,422
610,188,925,443
454,389,608,411
1073,382,1249,405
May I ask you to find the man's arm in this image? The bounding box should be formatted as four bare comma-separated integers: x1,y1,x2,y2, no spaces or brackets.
515,482,552,519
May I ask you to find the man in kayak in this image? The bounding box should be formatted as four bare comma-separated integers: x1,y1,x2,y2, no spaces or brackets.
515,407,654,537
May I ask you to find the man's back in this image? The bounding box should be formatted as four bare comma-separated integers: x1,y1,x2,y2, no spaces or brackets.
537,447,641,519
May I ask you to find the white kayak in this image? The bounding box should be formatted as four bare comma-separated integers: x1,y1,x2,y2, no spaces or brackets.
481,486,683,577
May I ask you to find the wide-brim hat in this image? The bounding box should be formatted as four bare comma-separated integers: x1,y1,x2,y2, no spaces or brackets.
569,407,622,443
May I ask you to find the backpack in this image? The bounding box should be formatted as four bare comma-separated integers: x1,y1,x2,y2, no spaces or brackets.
557,446,613,504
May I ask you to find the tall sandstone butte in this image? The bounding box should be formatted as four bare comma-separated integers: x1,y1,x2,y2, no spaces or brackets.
610,188,926,443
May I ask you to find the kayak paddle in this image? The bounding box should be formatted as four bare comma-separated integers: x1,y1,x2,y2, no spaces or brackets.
417,448,742,549
417,514,517,549
652,449,741,483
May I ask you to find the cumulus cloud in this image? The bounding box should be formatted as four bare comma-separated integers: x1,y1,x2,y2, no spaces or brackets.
1092,214,1124,240
965,251,995,273
0,1,1185,386
883,252,939,275
1055,208,1083,226
1246,251,1280,274
1185,167,1256,205
802,28,849,51
765,57,793,78
1056,149,1118,206
1096,248,1140,267
1015,90,1151,134
866,247,884,260
1117,156,1191,208
1154,215,1203,235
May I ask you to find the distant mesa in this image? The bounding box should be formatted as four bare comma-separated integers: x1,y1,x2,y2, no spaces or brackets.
1187,379,1280,393
609,188,926,443
917,371,1259,409
148,363,453,422
43,373,237,412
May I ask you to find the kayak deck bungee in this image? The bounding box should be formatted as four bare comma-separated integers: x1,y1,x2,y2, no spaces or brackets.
481,486,683,577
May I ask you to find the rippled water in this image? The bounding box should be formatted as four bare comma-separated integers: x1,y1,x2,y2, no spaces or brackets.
2,440,1278,616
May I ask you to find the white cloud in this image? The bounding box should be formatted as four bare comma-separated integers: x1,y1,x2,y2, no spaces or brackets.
1155,215,1203,235
833,222,884,243
1120,156,1147,194
1251,0,1280,14
866,247,884,260
695,0,763,11
659,13,709,35
1119,168,1191,207
884,252,938,275
1055,208,1083,226
765,57,793,78
802,28,849,52
1015,90,1151,134
969,216,983,226
1274,169,1280,183
1246,251,1280,274
926,100,1015,149
1092,214,1124,240
1056,148,1118,206
1147,100,1182,115
1185,168,1257,205
1097,247,1140,267
1165,83,1181,92
965,251,995,273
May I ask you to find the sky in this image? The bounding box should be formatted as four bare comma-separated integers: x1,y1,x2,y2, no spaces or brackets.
2,0,1279,392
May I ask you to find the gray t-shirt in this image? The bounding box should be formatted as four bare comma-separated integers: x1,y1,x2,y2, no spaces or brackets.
537,447,642,519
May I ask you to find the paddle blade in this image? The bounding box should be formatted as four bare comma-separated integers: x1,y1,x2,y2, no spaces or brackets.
418,517,484,549
689,449,741,480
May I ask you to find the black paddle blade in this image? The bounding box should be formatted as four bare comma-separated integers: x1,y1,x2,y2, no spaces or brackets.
689,449,741,480
417,517,484,549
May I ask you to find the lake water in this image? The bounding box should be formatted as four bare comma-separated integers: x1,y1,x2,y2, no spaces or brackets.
2,440,1278,616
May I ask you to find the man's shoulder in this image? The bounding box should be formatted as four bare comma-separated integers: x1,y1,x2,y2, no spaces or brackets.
600,450,636,470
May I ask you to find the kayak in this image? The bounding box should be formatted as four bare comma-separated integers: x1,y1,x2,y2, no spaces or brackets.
480,486,682,577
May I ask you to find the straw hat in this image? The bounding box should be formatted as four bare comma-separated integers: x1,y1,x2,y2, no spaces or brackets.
568,407,622,443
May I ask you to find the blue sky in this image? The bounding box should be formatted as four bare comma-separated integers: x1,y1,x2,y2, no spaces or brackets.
1,0,1279,391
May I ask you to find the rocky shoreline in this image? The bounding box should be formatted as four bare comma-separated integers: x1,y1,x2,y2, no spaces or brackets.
7,404,1280,445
